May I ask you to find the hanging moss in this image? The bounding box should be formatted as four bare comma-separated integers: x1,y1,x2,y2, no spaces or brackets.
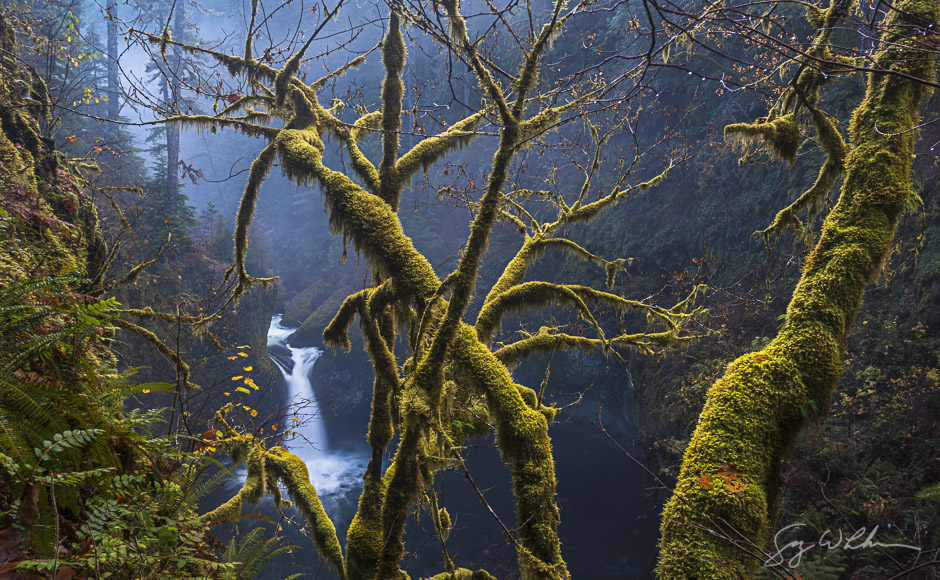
274,129,440,301
228,143,279,300
760,102,849,247
206,407,347,579
452,324,569,579
378,11,406,208
475,282,608,344
310,55,368,90
724,112,801,164
323,289,370,352
396,112,484,182
657,0,938,576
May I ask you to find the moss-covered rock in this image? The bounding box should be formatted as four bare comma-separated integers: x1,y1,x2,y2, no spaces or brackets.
0,15,105,286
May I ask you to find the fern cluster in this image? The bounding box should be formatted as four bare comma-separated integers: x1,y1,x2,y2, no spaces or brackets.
0,275,282,578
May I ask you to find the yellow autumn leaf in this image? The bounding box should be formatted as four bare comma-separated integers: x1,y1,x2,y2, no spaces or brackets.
237,352,249,358
243,366,253,371
235,387,250,394
250,409,258,417
231,376,244,381
227,356,238,360
142,389,151,394
224,392,231,396
291,417,300,422
271,424,277,431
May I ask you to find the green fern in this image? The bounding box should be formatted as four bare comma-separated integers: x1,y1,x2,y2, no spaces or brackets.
916,482,940,502
219,527,298,579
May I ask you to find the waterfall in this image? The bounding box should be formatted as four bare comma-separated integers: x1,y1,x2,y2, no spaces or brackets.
267,314,327,460
266,315,368,497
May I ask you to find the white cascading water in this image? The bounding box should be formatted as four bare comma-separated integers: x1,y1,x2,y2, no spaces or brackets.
266,315,367,497
267,315,327,459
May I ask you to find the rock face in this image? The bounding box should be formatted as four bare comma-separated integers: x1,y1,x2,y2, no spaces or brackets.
0,15,105,286
282,259,373,347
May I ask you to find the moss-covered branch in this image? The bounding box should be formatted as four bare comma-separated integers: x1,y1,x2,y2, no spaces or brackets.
724,112,801,164
452,324,568,578
111,318,196,390
396,112,484,183
657,0,938,576
227,142,279,300
265,447,347,580
273,128,439,300
203,406,347,579
475,282,605,343
378,11,406,208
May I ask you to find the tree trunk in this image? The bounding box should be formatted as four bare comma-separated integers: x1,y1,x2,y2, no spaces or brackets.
105,1,119,120
165,0,185,211
656,1,938,577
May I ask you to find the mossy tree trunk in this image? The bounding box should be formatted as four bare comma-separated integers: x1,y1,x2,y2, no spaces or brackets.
656,1,938,577
138,0,703,577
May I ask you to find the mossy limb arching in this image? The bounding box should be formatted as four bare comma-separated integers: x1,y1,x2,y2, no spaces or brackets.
206,406,347,580
144,1,703,577
453,324,568,579
657,0,938,576
724,113,801,164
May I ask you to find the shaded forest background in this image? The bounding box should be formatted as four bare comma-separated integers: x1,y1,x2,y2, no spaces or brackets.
0,0,937,577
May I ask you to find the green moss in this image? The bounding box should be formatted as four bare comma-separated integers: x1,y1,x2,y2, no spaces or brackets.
658,0,938,576
345,468,387,580
274,128,439,301
200,442,266,524
111,318,197,390
452,324,568,579
229,143,279,300
266,447,347,580
725,112,801,164
396,112,484,182
376,428,426,579
378,11,406,208
323,289,369,352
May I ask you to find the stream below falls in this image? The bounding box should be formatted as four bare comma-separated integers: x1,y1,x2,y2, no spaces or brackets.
218,314,663,578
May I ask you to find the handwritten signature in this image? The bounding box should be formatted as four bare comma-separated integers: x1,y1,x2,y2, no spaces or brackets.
765,523,921,569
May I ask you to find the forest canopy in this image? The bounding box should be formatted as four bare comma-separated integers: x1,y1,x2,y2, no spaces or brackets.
0,0,938,578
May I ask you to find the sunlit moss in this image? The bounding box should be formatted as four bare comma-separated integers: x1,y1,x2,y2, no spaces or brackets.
397,112,484,182
345,467,387,579
266,447,347,579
